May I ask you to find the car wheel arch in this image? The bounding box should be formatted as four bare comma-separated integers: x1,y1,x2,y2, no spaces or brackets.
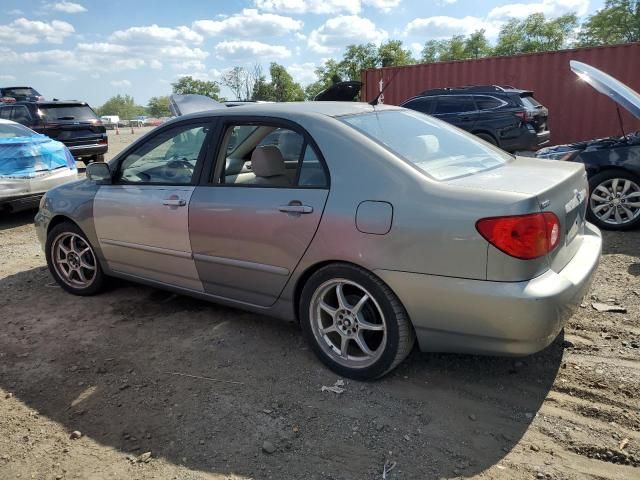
47,215,80,235
472,130,499,145
292,260,406,323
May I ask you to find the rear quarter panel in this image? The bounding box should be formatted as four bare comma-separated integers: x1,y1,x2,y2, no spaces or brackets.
277,115,538,305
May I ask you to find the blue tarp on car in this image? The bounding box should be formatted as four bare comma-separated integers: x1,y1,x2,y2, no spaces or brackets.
0,135,76,178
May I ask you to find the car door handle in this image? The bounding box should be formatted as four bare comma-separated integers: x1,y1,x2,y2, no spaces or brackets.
162,198,186,207
278,204,313,214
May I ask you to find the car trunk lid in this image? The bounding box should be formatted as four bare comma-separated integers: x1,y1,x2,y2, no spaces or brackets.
448,156,588,273
519,93,548,133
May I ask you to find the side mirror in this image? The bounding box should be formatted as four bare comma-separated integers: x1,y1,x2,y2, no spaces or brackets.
86,162,112,184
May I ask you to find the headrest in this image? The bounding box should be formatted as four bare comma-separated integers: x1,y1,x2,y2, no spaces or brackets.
251,145,286,177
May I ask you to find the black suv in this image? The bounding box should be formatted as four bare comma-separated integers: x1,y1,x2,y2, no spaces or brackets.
400,85,550,152
0,100,108,162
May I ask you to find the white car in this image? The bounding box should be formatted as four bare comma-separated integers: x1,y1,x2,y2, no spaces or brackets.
0,119,78,213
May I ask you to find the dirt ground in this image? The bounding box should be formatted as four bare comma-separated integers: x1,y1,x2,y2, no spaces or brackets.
0,130,639,479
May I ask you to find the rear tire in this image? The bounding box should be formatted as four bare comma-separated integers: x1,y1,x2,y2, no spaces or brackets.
587,170,640,231
45,221,106,296
299,263,415,380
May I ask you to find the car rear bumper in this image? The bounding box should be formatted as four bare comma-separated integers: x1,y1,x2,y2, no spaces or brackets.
66,143,108,159
375,222,601,356
502,128,550,152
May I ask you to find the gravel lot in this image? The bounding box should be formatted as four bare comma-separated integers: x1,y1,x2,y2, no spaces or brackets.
0,130,638,479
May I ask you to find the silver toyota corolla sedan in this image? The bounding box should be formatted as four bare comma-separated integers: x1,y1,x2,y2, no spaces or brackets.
35,101,602,379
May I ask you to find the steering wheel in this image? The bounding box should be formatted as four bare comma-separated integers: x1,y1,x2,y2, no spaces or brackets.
163,158,193,179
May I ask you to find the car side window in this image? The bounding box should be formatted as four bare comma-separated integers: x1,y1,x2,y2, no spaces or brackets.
403,97,435,114
0,107,11,120
434,96,476,114
117,123,209,185
11,106,32,125
216,123,327,188
474,96,503,110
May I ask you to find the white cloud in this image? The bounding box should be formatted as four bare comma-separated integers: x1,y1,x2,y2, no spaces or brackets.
193,9,302,38
110,24,203,45
254,0,361,15
286,62,318,85
405,15,501,39
34,70,74,81
0,74,16,81
110,79,131,87
49,2,87,13
488,0,589,20
437,0,458,4
308,16,388,53
0,18,75,45
362,0,402,13
214,40,291,60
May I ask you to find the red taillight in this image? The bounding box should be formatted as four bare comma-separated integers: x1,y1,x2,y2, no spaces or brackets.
514,110,532,122
476,212,560,260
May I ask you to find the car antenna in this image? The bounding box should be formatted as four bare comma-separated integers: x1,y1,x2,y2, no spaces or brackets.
615,105,629,141
369,70,400,106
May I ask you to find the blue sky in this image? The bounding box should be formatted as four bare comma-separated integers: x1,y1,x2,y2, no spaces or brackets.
0,0,605,107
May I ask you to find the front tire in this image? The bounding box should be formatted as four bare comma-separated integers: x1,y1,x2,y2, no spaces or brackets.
45,221,106,295
299,264,415,380
587,170,640,231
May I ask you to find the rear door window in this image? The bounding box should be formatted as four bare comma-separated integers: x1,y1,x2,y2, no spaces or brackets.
0,107,12,120
434,96,476,114
38,105,99,122
11,106,32,124
474,96,503,110
402,97,435,114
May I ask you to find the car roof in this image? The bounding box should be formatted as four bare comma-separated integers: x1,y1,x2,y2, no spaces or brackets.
0,118,18,124
9,100,88,106
178,101,399,120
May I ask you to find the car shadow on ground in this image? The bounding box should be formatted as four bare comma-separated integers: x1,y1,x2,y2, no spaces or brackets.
601,229,640,257
0,266,563,479
0,209,37,231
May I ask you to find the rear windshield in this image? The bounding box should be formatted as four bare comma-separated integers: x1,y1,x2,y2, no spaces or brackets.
2,88,39,97
38,105,99,122
520,94,542,109
0,123,37,138
341,109,511,181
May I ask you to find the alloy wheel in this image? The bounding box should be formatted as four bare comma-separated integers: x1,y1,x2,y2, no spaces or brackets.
309,279,387,369
51,232,97,289
590,177,640,226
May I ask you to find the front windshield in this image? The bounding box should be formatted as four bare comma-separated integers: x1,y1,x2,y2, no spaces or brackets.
0,123,38,138
341,109,512,181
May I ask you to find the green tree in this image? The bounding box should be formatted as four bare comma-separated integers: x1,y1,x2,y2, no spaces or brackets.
421,40,441,63
146,95,171,117
464,30,493,59
339,43,378,80
269,63,305,102
252,75,276,101
97,94,145,119
437,35,467,61
578,0,640,46
494,13,578,56
377,40,415,67
171,76,221,100
250,64,304,102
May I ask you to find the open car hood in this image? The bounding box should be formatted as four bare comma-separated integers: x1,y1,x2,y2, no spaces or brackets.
169,94,226,116
571,60,640,120
314,81,362,102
